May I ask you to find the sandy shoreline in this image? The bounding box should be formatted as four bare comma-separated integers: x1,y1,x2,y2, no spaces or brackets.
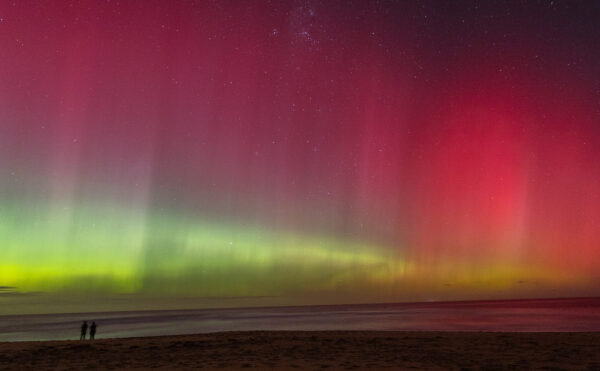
1,331,598,370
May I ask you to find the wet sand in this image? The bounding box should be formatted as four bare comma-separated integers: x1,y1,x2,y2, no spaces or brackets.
1,331,598,370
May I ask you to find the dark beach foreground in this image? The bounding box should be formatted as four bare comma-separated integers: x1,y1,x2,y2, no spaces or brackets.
1,331,599,370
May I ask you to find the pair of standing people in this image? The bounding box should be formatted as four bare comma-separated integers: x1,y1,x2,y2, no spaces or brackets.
80,321,97,340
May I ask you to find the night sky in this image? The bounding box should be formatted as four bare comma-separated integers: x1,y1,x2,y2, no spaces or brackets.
2,0,600,314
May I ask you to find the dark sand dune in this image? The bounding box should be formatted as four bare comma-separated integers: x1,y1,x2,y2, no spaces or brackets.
1,331,599,370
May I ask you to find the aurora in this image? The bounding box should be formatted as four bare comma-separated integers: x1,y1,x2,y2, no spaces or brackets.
1,0,600,315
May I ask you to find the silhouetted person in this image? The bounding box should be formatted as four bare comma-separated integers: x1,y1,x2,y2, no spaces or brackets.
80,321,88,341
90,322,97,340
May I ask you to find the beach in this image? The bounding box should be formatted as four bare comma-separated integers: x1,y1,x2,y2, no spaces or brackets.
1,331,598,370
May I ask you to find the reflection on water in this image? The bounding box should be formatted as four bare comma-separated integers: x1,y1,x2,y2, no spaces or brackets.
1,297,599,341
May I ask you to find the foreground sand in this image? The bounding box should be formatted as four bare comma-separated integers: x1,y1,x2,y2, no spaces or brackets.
1,331,599,370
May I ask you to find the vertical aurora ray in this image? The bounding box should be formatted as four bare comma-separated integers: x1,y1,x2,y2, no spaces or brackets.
1,1,600,314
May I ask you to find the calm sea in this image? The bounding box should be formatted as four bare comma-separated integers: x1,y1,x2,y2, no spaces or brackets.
1,297,599,342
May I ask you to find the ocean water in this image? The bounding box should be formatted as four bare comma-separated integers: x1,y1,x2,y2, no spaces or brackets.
0,297,599,342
